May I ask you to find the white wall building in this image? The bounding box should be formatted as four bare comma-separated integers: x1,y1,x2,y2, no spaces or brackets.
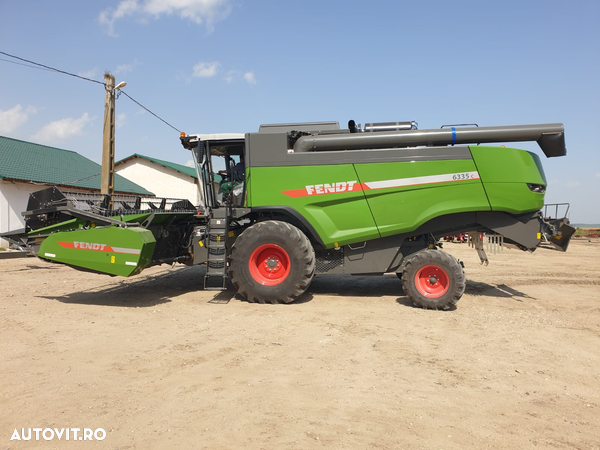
0,136,152,248
115,154,201,206
0,181,41,242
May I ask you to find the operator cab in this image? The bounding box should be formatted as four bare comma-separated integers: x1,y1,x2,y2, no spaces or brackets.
180,132,246,209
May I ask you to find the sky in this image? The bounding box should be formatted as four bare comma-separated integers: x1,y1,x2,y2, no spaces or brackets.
1,0,599,223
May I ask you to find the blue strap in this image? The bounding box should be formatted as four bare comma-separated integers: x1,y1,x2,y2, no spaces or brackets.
451,127,456,146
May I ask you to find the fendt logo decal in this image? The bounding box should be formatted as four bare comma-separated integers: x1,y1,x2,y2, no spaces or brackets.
282,181,361,198
307,180,358,195
281,172,479,198
74,241,106,251
57,241,141,255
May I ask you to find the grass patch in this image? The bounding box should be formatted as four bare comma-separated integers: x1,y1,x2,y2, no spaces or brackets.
574,228,600,239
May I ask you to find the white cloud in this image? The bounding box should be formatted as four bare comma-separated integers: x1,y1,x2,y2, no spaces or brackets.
115,58,141,75
116,113,126,128
221,69,257,85
0,105,37,134
243,71,257,85
99,0,139,37
77,68,99,79
99,0,232,36
32,113,92,143
566,181,581,188
596,173,600,178
193,61,220,78
185,160,195,168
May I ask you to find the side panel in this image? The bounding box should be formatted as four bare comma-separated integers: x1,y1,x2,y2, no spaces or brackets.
247,165,379,247
39,226,156,277
470,146,547,213
354,160,491,237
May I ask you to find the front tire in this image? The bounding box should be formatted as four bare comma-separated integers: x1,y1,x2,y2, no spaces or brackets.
229,221,315,304
402,249,465,310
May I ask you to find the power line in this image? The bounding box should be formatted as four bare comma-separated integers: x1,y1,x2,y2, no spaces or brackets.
0,50,182,133
0,57,56,73
120,91,181,133
60,172,102,185
0,50,105,85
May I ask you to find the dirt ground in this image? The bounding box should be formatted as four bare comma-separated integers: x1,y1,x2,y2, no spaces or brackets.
1,240,599,449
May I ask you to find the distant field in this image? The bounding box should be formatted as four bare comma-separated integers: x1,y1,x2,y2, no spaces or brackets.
573,227,600,238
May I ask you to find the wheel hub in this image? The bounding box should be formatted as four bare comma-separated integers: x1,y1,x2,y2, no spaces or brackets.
414,264,450,298
248,244,291,286
265,257,280,272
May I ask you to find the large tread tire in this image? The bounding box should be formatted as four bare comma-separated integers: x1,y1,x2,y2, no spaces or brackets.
229,220,315,304
402,249,465,310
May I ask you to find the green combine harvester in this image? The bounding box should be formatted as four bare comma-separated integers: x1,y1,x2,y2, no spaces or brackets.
2,120,575,309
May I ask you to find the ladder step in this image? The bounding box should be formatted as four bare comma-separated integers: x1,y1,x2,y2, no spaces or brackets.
204,274,227,290
204,208,230,291
207,259,227,270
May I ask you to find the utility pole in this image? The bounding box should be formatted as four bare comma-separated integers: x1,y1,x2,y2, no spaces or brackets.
101,72,116,209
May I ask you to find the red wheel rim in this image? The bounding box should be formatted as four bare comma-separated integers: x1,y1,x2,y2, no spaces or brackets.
249,244,291,286
414,265,449,298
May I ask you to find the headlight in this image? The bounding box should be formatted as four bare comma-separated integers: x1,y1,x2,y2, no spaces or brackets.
527,183,546,193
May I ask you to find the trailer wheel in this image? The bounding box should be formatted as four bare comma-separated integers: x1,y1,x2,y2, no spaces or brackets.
402,249,465,310
229,220,315,304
